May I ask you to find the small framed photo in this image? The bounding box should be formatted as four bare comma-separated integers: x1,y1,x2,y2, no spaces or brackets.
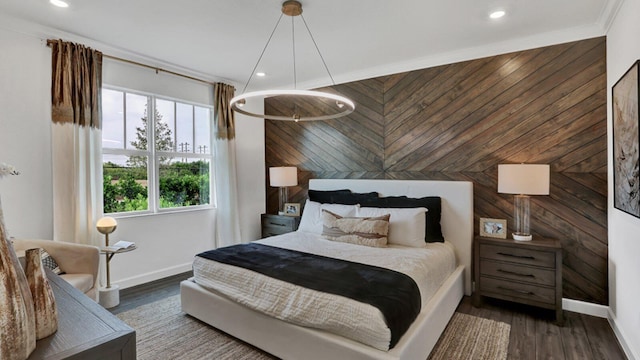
284,203,300,216
479,218,507,239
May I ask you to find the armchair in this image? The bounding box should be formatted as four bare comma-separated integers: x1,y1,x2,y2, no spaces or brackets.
12,239,100,301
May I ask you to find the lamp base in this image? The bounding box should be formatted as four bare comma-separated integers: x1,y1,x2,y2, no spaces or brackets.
512,233,533,241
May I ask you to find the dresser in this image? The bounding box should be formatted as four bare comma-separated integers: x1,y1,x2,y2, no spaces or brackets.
28,268,136,359
261,213,300,238
473,236,563,325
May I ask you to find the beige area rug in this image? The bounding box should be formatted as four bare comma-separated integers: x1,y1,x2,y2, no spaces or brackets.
428,312,510,360
117,295,510,360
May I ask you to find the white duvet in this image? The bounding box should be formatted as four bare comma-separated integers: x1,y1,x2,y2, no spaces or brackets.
192,231,456,351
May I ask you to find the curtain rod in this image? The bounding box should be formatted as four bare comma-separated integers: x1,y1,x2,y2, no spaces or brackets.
46,39,217,87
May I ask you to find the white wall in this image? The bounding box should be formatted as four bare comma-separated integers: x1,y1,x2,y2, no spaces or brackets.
235,101,266,243
607,0,640,358
0,29,52,239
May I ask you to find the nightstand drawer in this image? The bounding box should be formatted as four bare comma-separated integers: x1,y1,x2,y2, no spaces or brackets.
261,215,297,230
480,244,555,268
480,276,556,305
480,260,555,287
261,214,300,238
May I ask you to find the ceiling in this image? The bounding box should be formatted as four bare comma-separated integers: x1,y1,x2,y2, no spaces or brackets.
0,0,620,90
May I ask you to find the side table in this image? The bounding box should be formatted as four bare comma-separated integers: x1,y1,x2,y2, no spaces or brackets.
473,235,563,325
261,213,300,238
99,245,136,308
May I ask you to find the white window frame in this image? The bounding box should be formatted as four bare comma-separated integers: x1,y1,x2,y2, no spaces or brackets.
101,85,215,216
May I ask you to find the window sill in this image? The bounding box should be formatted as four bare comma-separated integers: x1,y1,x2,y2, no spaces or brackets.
108,206,215,220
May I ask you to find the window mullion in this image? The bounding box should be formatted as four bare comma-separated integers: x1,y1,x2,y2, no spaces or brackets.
149,95,158,212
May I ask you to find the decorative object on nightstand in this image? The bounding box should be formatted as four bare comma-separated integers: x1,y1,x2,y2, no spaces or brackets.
269,166,298,215
261,213,300,238
474,235,563,325
284,202,301,216
498,164,550,241
479,218,507,239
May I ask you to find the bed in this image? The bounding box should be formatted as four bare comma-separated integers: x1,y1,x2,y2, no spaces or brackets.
181,179,473,360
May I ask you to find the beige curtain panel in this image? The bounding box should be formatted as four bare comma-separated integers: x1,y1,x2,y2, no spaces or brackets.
214,82,236,140
49,39,103,129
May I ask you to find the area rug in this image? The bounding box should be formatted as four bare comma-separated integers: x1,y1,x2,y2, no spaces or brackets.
427,312,510,360
117,295,510,360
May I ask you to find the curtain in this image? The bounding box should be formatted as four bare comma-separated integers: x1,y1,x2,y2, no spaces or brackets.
213,83,242,247
49,39,103,246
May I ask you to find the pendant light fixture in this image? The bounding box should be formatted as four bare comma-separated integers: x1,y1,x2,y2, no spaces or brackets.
230,0,355,122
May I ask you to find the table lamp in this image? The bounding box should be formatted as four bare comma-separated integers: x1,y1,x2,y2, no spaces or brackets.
269,167,298,215
96,216,117,288
498,164,550,241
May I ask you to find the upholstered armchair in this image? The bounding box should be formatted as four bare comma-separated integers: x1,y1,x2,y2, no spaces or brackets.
12,239,100,301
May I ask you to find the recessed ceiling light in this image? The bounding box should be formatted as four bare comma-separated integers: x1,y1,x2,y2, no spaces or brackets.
50,0,69,8
256,72,266,77
489,10,506,19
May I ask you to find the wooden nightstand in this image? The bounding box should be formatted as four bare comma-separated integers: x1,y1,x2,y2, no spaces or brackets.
473,236,563,325
261,213,300,238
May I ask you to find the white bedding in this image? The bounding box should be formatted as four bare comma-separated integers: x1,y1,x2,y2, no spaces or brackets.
192,231,456,351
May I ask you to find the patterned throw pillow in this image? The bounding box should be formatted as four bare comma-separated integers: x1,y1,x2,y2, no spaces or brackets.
39,248,63,275
321,209,390,248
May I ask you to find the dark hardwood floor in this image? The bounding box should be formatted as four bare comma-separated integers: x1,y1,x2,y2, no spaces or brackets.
458,297,626,360
111,273,627,359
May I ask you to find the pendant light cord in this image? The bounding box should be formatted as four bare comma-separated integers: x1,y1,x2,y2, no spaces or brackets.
291,15,297,89
300,14,336,86
241,13,285,94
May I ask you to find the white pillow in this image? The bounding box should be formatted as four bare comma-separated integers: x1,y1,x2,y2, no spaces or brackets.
356,207,427,247
298,200,359,234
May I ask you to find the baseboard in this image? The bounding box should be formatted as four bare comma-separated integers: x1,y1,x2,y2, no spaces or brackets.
113,263,193,289
562,298,608,318
607,309,639,360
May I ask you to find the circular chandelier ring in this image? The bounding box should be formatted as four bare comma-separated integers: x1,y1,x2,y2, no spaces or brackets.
230,90,355,121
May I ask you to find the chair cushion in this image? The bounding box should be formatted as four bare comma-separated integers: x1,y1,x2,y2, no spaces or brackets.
59,273,94,294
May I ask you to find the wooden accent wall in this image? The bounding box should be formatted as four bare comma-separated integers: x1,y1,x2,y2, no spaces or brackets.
265,37,607,305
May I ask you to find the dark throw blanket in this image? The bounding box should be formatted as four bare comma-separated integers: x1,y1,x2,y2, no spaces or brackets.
197,243,421,349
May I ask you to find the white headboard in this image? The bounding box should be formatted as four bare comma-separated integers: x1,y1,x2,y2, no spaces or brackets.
309,179,474,296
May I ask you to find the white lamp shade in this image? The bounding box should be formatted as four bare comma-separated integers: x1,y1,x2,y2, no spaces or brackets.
96,216,118,234
498,164,550,195
269,167,298,187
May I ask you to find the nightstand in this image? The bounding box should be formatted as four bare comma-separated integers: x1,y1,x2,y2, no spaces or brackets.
473,236,563,325
261,213,300,238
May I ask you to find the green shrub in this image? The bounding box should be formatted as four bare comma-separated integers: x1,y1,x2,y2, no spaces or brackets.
103,160,210,213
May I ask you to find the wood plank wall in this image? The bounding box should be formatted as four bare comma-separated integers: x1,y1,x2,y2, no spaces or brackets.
264,37,608,305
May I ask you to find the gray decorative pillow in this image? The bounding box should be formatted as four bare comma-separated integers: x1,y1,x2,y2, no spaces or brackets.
39,248,63,275
321,209,390,248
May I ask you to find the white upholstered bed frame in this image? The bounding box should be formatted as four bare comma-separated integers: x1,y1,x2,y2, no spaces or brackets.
181,179,473,360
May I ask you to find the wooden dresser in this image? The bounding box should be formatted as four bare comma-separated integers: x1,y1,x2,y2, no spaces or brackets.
28,269,136,359
473,236,563,325
261,213,300,238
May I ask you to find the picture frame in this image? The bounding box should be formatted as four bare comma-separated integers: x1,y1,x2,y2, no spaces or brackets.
284,203,300,217
479,218,507,239
612,60,640,218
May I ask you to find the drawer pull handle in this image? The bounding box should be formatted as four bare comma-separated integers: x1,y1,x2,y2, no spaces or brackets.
269,222,287,227
497,252,535,260
498,269,535,278
497,286,534,296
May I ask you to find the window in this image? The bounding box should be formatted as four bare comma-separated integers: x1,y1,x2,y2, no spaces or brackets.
101,87,213,214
